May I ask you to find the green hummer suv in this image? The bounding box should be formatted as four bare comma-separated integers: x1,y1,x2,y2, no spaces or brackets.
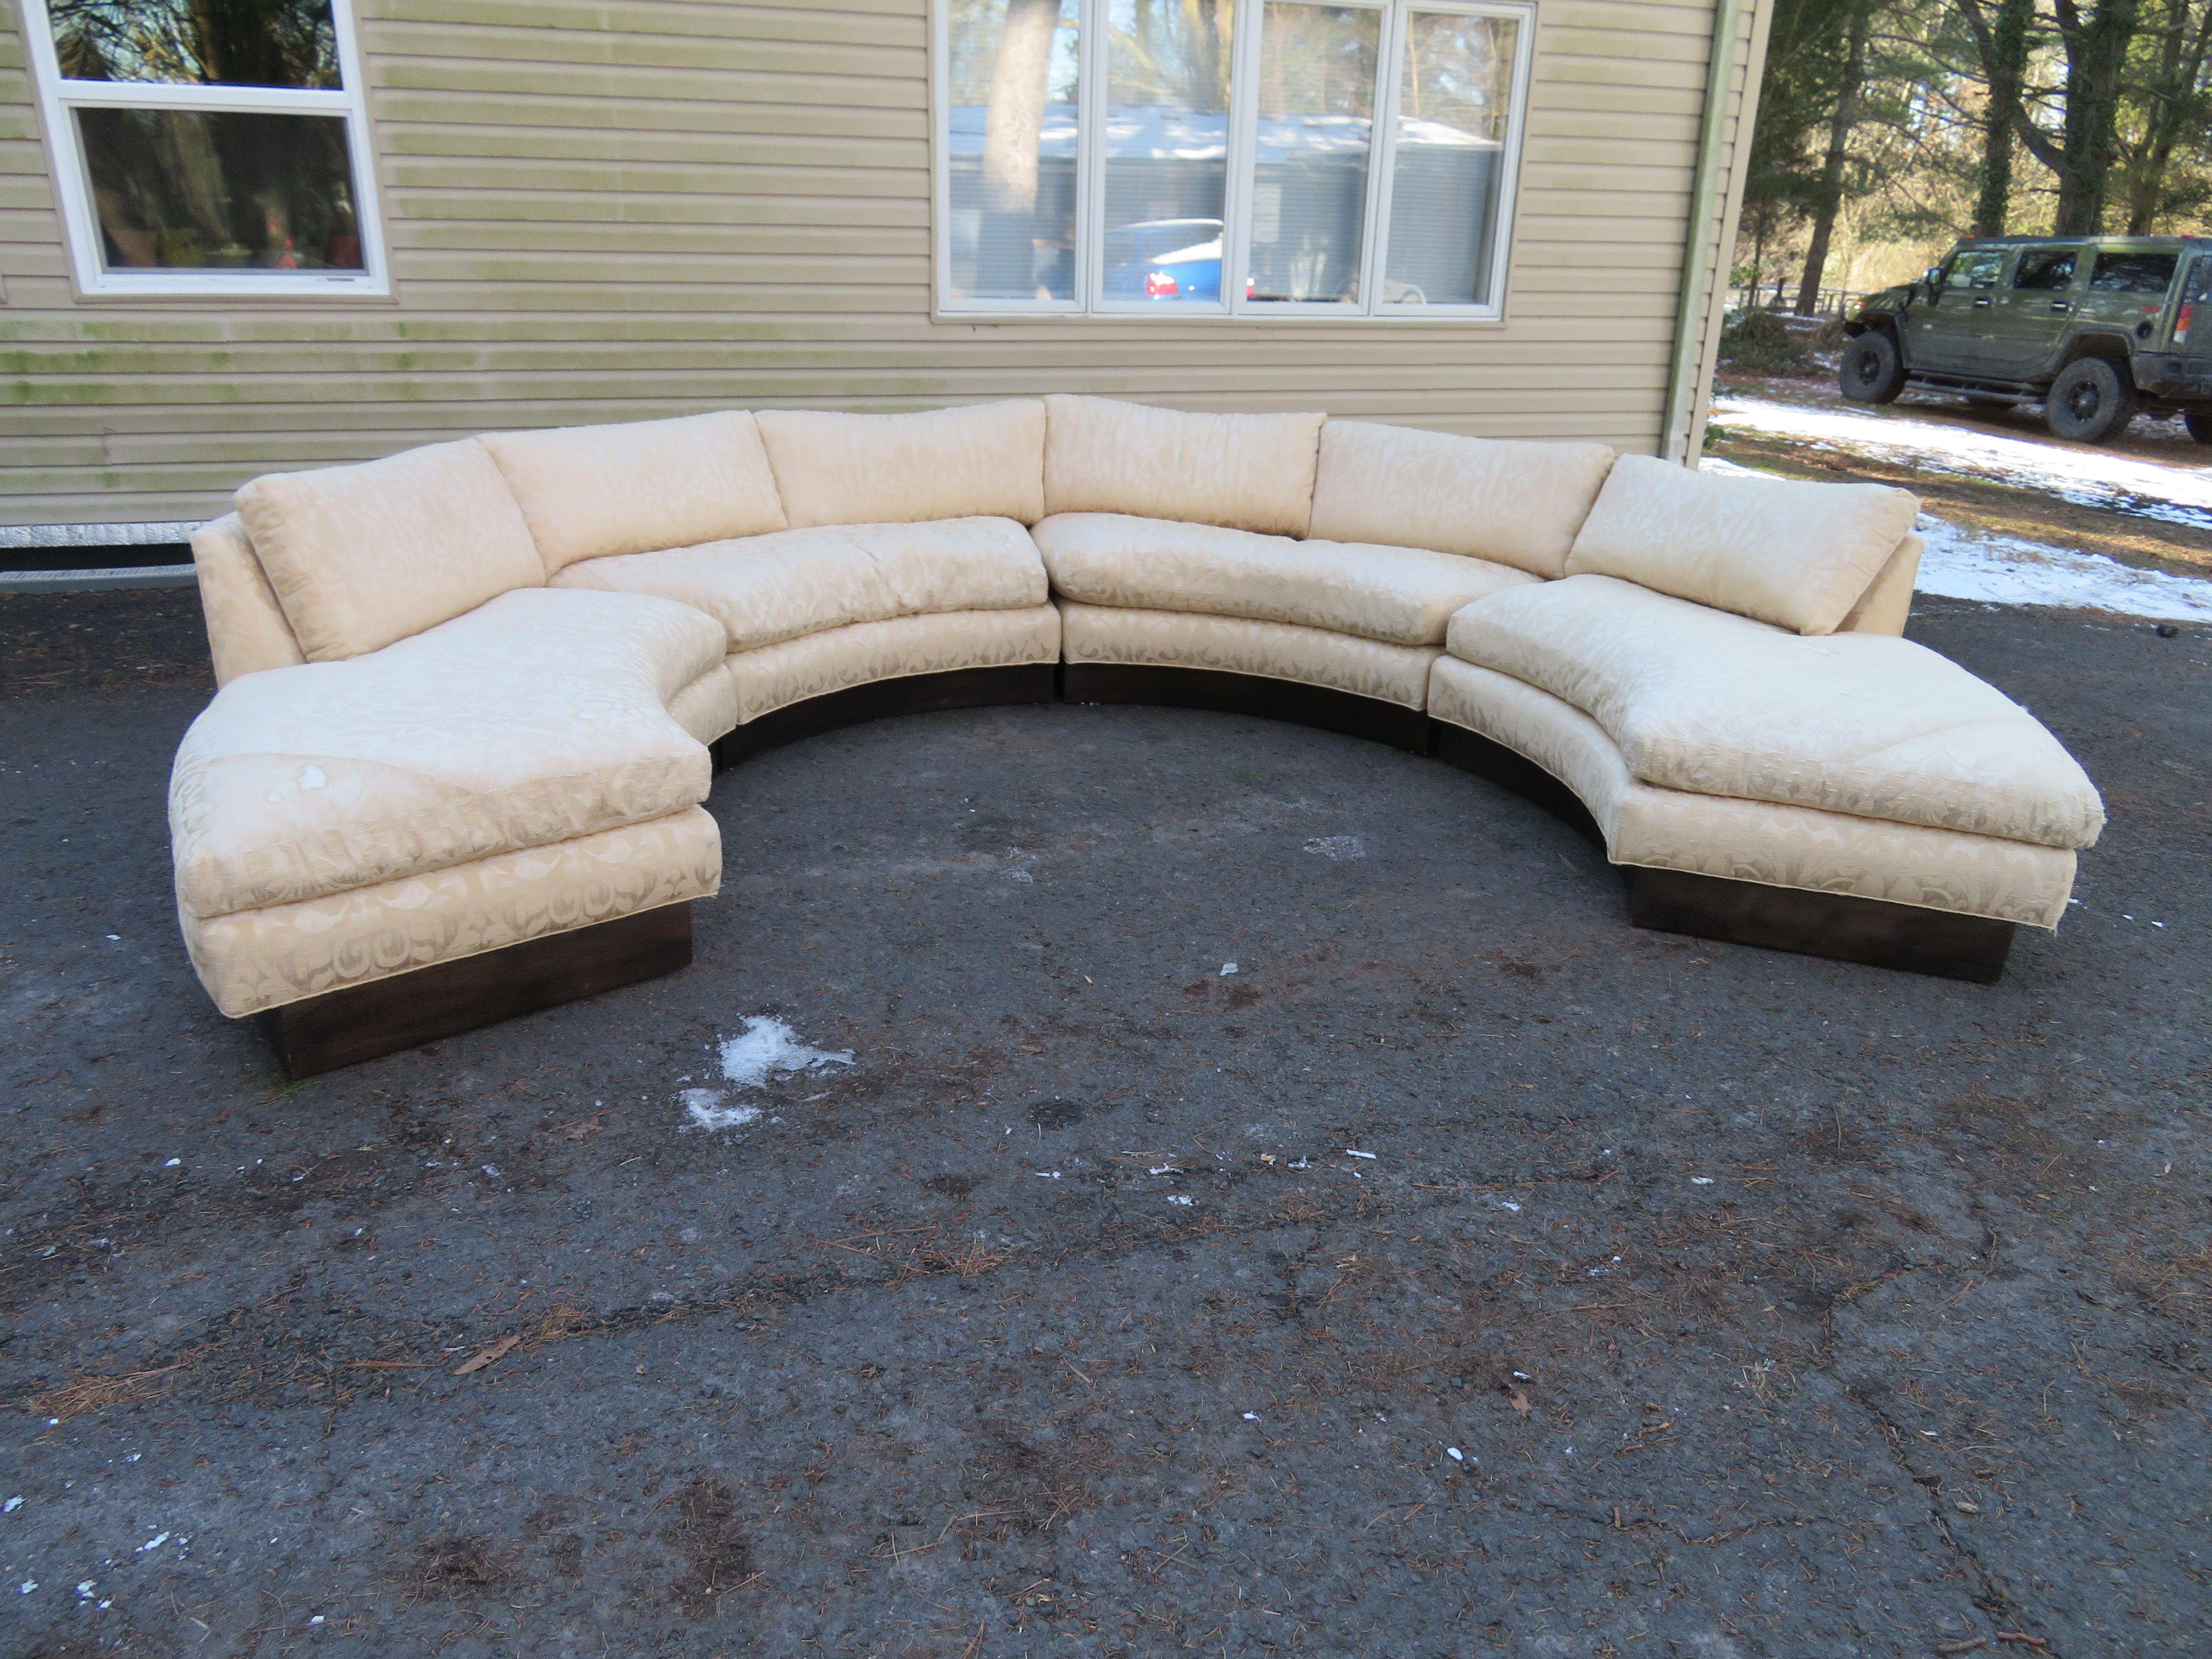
1838,235,2212,444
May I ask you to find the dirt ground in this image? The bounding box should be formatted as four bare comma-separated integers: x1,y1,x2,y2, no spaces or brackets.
0,586,2206,1659
1711,368,2212,581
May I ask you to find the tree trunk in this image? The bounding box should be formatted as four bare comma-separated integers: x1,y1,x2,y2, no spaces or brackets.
2120,0,2212,232
983,0,1059,215
1795,1,1871,315
1974,0,2032,234
978,0,1061,295
2050,0,2143,234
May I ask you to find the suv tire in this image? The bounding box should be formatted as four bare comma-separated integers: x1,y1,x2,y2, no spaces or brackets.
2045,357,2138,444
1839,330,1906,403
2186,409,2212,446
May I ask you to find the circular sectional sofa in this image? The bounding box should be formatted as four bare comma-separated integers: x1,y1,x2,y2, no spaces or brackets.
178,396,2105,1076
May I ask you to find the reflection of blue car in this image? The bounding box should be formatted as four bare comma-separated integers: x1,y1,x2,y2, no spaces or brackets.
1103,217,1230,301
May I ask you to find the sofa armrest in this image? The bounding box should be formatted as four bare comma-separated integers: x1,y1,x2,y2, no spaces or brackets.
1835,531,1922,637
192,513,306,686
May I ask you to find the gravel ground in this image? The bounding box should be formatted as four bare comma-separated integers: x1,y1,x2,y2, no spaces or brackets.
0,587,2206,1659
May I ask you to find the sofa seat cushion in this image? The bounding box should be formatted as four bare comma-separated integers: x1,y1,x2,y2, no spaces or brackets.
1446,575,2104,849
1428,658,2080,928
1034,512,1535,646
236,437,546,662
171,588,725,920
549,516,1048,652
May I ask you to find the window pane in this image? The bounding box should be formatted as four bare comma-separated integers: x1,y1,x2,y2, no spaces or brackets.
1102,0,1232,305
1383,9,1518,308
1246,3,1378,306
76,108,364,271
2090,250,2176,294
946,0,1080,302
48,0,341,90
2011,249,2077,291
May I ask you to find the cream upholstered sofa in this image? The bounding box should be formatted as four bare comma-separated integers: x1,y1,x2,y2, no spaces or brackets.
180,396,2103,1073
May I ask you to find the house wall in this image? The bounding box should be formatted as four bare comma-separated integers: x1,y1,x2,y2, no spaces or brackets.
0,0,1769,527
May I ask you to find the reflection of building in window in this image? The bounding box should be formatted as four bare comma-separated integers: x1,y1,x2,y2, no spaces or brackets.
24,0,386,295
937,0,1531,318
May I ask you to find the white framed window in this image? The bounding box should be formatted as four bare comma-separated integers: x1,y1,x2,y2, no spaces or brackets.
22,0,388,298
933,0,1534,320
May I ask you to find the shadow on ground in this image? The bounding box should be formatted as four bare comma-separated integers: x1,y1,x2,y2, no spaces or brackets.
0,588,2205,1658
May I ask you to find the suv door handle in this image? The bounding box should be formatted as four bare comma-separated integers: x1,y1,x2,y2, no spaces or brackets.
1972,296,1993,307
2051,300,2072,312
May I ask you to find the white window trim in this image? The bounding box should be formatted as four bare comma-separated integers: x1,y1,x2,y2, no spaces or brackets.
21,0,390,299
931,0,1534,322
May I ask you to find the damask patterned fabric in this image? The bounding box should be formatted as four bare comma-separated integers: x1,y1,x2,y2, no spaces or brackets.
756,401,1047,527
1567,454,1920,635
1033,512,1535,646
1307,421,1618,579
235,438,547,661
1447,576,2104,850
480,411,787,573
1835,532,1923,636
192,513,305,686
171,588,725,920
184,808,720,1018
1058,601,1437,709
1428,659,2077,927
1043,396,1325,538
725,605,1061,725
549,517,1049,652
667,664,742,745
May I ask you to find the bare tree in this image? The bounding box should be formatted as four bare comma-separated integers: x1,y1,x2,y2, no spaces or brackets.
1797,0,1875,312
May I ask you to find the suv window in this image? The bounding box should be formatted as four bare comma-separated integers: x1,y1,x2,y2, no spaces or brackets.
2012,248,2078,290
1944,248,2006,290
2090,250,2178,293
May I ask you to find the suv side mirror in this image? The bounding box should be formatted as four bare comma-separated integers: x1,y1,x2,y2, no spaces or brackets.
1924,266,1944,289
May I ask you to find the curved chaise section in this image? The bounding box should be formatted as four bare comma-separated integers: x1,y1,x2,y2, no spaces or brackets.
179,393,2107,1074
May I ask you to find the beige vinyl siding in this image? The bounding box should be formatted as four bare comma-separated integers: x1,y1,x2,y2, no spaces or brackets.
0,0,1763,525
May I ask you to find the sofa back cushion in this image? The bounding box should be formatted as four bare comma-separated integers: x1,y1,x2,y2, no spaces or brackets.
1044,395,1325,537
756,400,1046,527
480,410,786,573
235,438,546,662
1308,421,1617,578
1563,454,1918,635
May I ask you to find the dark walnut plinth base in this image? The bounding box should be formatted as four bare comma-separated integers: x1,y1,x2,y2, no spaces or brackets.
1621,866,2015,984
258,902,695,1079
712,663,1059,771
1062,663,1432,754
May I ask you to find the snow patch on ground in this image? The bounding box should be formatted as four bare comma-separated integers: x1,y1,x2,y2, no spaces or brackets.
1700,454,2212,620
1911,517,2212,620
681,1015,854,1131
718,1015,855,1090
681,1088,760,1133
1712,396,2212,530
1303,835,1365,861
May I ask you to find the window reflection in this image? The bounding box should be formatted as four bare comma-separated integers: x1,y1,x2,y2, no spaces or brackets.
1383,10,1516,307
1246,2,1378,306
77,108,364,271
1102,0,1232,304
946,0,1081,301
49,0,341,89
